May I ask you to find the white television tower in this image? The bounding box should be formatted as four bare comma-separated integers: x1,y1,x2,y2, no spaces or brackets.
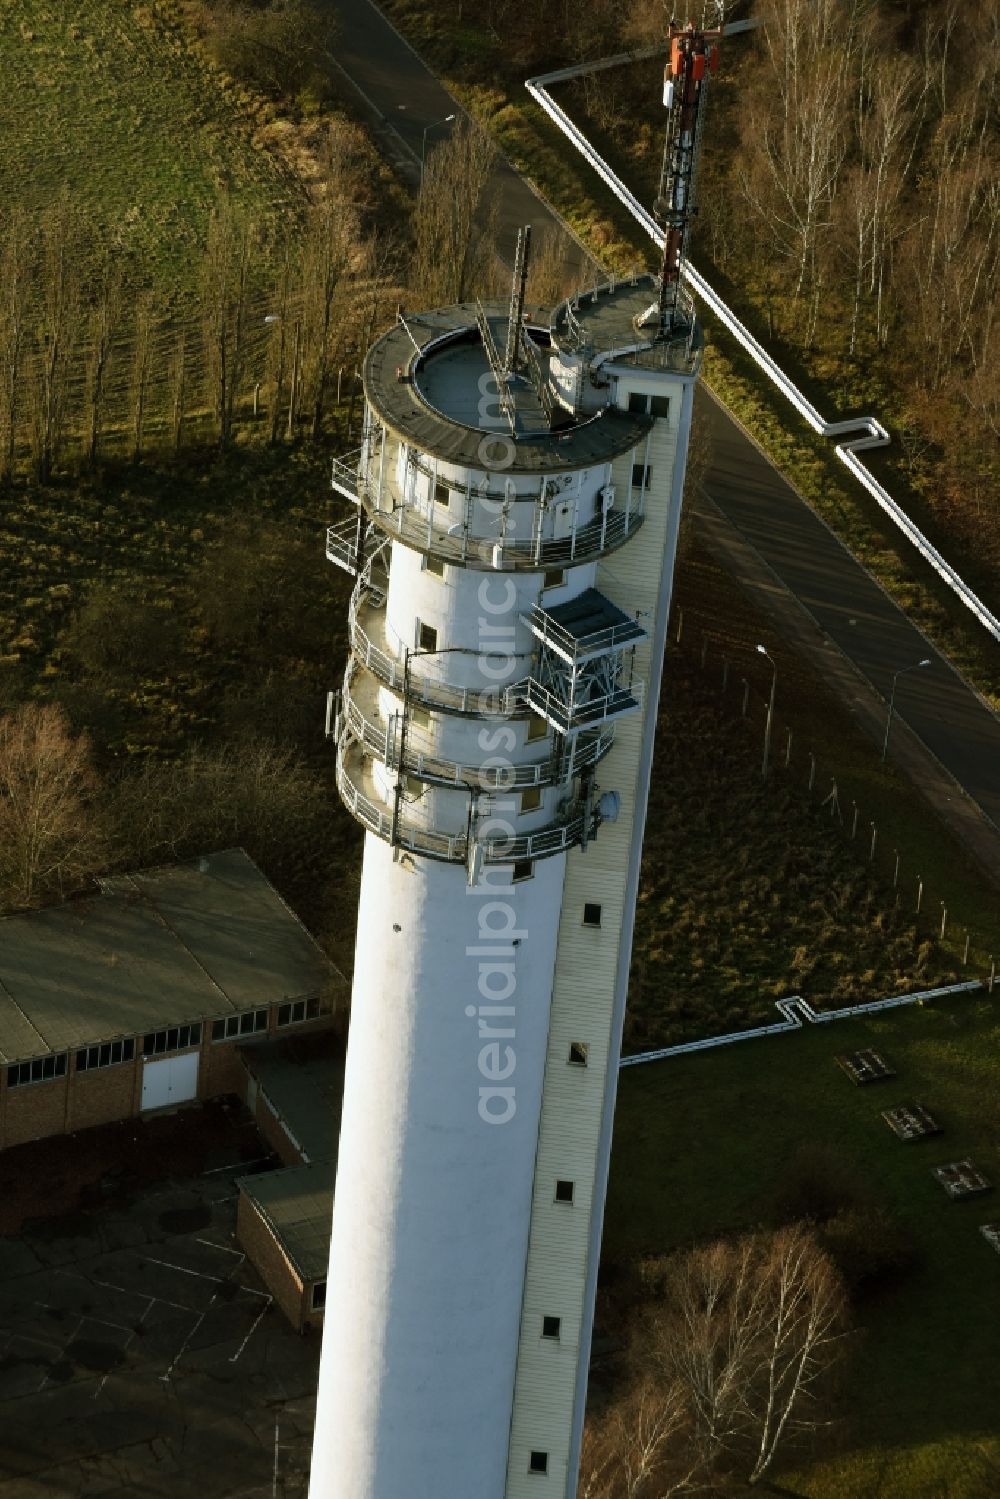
310,28,718,1477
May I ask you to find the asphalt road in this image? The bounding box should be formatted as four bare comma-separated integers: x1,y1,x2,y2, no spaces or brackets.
326,0,1000,842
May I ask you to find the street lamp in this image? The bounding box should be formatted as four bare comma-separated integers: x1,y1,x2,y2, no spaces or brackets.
882,659,931,761
421,113,456,187
756,644,777,783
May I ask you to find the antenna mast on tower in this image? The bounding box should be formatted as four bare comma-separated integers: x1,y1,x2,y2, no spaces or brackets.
643,16,721,336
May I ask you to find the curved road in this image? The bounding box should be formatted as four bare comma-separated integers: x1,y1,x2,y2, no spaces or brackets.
326,0,1000,871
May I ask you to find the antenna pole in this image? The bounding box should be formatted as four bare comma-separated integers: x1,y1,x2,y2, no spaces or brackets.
653,23,719,335
504,226,532,376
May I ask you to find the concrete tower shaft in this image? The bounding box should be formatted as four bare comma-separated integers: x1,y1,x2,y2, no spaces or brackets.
311,274,701,1498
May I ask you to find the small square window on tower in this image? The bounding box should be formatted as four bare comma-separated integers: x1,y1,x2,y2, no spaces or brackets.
568,1042,589,1067
631,463,652,490
526,713,548,743
423,553,445,578
520,787,542,814
650,395,671,419
529,1451,549,1475
627,391,650,414
417,621,438,653
543,567,566,589
582,903,602,928
554,1179,575,1204
542,1315,561,1339
512,859,534,883
434,480,450,507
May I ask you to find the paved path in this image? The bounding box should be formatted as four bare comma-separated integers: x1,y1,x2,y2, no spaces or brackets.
325,0,1000,873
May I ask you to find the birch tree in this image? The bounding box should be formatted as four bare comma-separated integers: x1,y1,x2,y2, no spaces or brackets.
411,120,498,306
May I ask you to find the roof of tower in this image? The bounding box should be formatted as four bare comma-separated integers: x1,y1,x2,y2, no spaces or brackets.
363,274,699,476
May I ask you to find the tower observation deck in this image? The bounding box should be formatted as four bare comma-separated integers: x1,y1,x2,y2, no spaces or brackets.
309,266,701,1498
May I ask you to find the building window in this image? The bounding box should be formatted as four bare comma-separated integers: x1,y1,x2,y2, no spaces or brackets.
543,567,566,589
410,704,431,731
555,1179,575,1204
631,463,652,490
529,1452,549,1475
520,787,542,813
526,713,548,743
143,1024,202,1057
583,903,602,928
7,1053,68,1089
77,1038,136,1073
417,621,438,653
512,859,534,882
542,1316,561,1339
211,1012,267,1043
276,998,321,1029
423,553,445,578
568,1042,589,1067
434,481,450,507
627,392,670,420
311,1280,327,1311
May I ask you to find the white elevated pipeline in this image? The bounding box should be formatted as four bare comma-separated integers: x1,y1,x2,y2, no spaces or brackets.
526,56,1000,643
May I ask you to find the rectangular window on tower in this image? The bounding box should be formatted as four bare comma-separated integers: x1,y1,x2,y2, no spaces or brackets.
417,622,438,653
423,553,445,578
632,463,652,490
434,481,450,507
520,787,542,814
526,713,547,743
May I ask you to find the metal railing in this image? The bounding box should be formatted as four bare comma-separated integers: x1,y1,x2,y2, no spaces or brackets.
332,427,646,570
526,56,1000,644
326,517,363,576
511,675,645,733
336,737,589,863
524,600,646,663
341,671,614,789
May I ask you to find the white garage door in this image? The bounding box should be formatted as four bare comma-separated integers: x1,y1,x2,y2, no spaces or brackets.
141,1052,200,1112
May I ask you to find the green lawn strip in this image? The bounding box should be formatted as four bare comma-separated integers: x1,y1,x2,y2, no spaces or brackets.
608,992,1000,1495
1,0,304,298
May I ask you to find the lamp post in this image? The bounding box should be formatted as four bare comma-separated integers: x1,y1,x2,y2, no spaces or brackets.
421,113,456,187
756,644,777,783
882,659,931,761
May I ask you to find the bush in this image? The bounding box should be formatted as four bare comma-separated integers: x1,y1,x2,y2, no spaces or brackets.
819,1206,917,1298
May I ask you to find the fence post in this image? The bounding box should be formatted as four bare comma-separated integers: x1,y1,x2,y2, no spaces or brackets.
784,727,792,767
989,956,995,993
963,931,970,965
741,679,750,718
700,635,709,668
940,903,947,940
675,608,684,645
721,656,729,693
850,801,859,839
916,876,923,914
808,753,816,791
893,849,900,888
870,822,877,861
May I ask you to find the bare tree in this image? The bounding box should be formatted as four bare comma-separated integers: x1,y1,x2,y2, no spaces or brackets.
0,208,33,484
85,246,125,466
300,200,353,439
411,119,498,306
29,193,83,482
0,702,104,909
651,1225,848,1484
579,1377,696,1497
130,292,154,463
201,201,259,447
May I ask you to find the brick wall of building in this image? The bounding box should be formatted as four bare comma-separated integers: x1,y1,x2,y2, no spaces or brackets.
236,1193,308,1330
67,1057,141,1134
2,1072,71,1149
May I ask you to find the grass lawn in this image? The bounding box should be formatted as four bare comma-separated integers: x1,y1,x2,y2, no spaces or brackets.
0,0,304,297
608,989,1000,1496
